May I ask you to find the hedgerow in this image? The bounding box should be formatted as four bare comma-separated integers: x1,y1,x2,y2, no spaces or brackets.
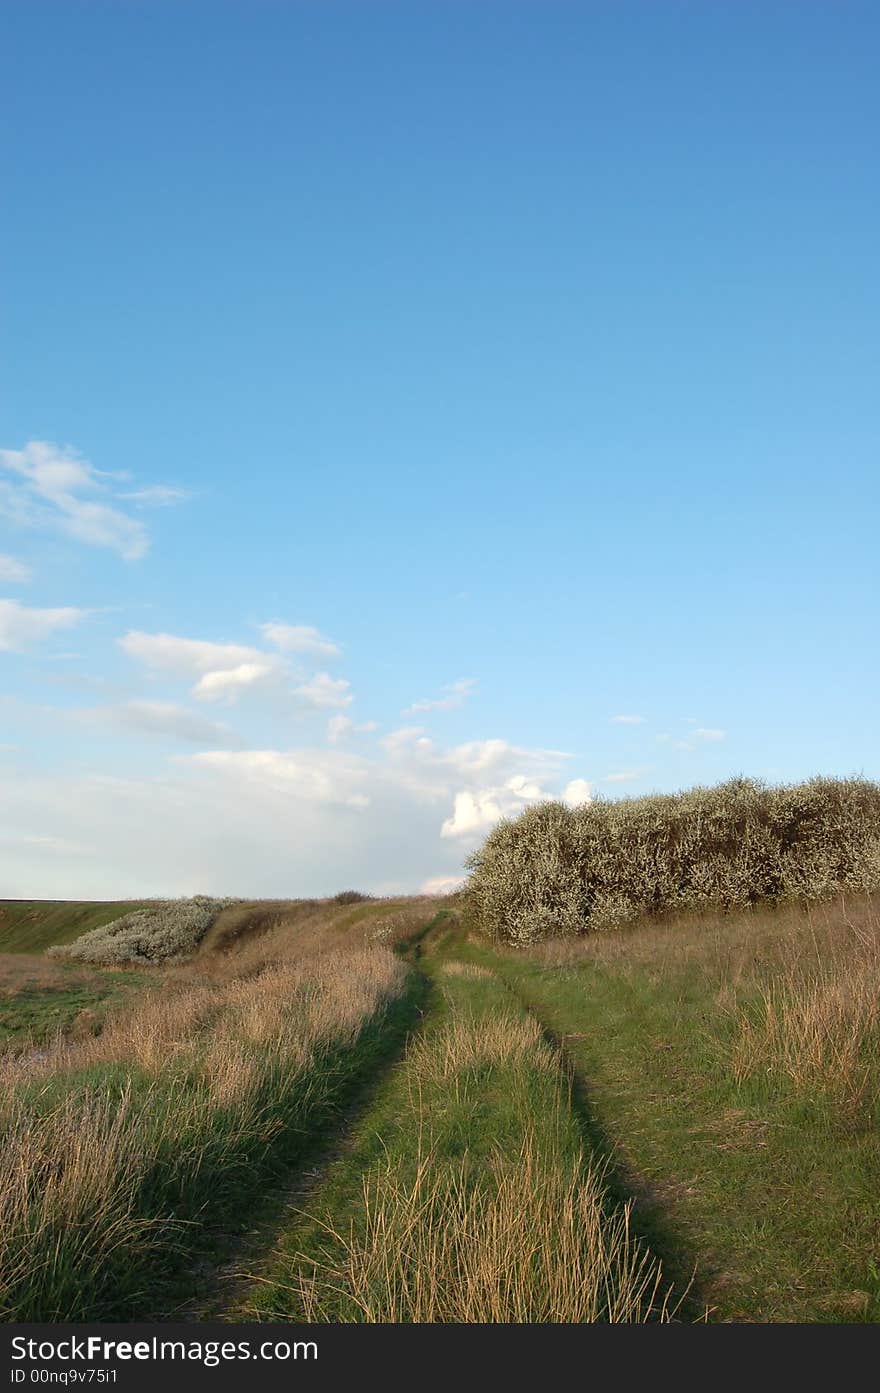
465,777,880,944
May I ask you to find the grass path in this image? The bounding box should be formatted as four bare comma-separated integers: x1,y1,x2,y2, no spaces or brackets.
228,925,675,1323
459,939,705,1318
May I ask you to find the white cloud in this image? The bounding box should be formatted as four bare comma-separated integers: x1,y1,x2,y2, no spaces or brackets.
563,778,593,804
193,663,277,702
119,630,267,675
612,714,645,724
0,554,30,583
293,672,353,710
0,599,85,651
694,727,726,742
0,440,182,559
120,628,357,712
603,768,650,784
440,790,506,839
261,622,341,659
404,678,476,715
78,700,244,748
441,773,552,839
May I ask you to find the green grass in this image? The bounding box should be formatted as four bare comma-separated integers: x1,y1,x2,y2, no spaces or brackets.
0,982,109,1047
0,900,147,953
474,911,880,1322
242,941,670,1323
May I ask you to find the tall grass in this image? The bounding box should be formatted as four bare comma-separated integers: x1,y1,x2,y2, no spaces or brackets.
725,898,880,1110
295,1135,666,1323
0,942,409,1320
466,776,880,943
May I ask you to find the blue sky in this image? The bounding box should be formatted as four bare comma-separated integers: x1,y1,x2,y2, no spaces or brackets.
1,1,878,898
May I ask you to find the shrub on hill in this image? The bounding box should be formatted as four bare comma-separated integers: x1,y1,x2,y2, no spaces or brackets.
466,776,880,944
332,890,370,905
47,896,237,965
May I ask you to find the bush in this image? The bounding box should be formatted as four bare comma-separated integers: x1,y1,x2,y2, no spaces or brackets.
332,890,370,905
466,776,880,945
47,897,237,965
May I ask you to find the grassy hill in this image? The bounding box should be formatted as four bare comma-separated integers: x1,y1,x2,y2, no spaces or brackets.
0,900,147,954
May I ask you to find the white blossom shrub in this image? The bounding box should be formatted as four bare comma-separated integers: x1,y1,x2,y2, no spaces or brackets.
466,777,880,945
47,896,239,965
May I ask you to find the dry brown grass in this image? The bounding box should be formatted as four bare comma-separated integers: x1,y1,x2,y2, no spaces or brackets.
0,920,411,1320
294,1132,670,1323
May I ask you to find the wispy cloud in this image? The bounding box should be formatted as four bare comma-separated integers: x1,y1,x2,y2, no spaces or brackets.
0,554,30,583
611,714,645,724
261,622,341,659
603,767,651,784
0,599,86,651
119,485,190,507
404,678,476,715
77,700,245,748
657,726,726,751
0,441,185,559
184,749,370,808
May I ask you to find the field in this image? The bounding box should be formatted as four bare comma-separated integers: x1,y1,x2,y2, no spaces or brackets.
2,868,880,1322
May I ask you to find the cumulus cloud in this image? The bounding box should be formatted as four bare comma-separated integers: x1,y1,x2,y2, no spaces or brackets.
293,672,353,710
0,599,85,651
440,776,551,839
404,678,476,715
0,554,30,583
611,714,645,724
77,700,245,748
563,778,593,804
261,622,341,659
0,441,183,560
